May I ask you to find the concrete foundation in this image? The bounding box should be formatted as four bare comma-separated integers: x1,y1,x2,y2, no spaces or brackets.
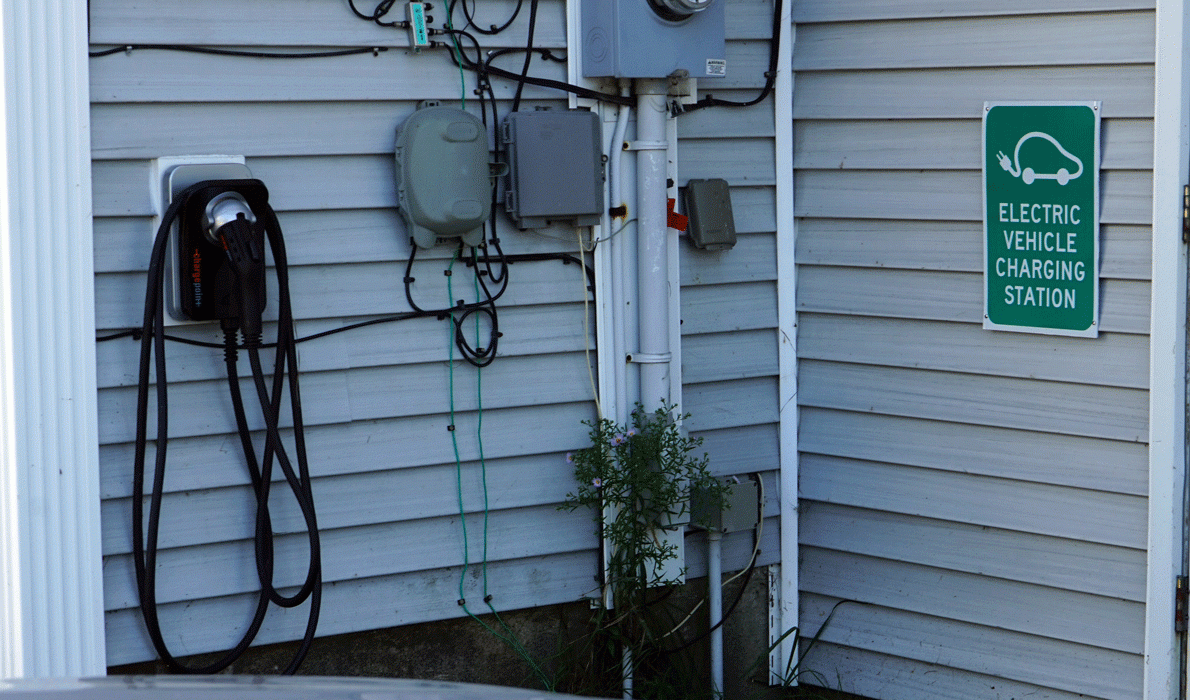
109,571,864,700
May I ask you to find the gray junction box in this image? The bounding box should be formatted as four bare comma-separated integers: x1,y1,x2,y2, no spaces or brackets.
501,110,604,230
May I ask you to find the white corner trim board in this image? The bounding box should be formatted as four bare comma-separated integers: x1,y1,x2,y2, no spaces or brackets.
774,10,798,686
0,0,106,678
1146,1,1190,699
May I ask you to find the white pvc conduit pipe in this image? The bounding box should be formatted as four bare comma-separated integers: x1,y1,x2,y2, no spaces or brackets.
634,79,672,412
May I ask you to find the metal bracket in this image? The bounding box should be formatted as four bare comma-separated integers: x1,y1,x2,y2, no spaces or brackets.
626,352,672,364
625,140,668,152
1183,185,1189,244
1176,575,1188,633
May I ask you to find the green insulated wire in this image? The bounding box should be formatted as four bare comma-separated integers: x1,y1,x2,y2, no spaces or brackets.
446,249,551,690
444,9,466,107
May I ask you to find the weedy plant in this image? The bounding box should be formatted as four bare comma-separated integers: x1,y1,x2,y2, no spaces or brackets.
560,403,730,699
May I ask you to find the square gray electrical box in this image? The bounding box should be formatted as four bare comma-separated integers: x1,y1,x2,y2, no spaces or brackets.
683,178,736,250
692,478,759,534
582,0,726,79
501,110,603,230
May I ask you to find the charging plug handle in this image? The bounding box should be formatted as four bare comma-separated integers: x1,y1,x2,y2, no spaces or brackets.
217,215,267,345
205,191,257,245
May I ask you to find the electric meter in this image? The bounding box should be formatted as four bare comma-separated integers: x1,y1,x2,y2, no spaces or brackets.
582,0,725,79
649,0,713,21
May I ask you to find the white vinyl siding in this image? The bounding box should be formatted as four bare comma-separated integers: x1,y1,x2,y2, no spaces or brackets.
90,0,782,666
678,0,783,575
791,3,1154,699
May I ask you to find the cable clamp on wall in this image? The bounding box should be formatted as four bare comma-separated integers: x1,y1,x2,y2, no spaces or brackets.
627,352,672,364
626,140,668,152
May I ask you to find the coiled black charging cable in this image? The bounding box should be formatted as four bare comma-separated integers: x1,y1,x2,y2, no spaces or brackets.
133,179,321,674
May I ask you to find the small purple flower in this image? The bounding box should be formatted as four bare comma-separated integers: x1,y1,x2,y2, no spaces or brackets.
611,433,626,446
565,452,575,464
592,477,603,488
627,428,638,437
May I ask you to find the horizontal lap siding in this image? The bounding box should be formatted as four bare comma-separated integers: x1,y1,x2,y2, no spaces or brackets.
675,0,783,575
90,0,609,666
791,2,1153,699
92,0,786,667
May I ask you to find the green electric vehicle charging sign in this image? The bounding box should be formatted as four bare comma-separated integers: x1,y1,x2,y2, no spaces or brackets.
984,102,1100,337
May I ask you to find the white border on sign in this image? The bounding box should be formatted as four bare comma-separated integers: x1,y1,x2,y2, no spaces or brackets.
981,100,1101,339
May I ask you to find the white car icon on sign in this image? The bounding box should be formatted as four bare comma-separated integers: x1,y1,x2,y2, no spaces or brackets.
996,131,1084,186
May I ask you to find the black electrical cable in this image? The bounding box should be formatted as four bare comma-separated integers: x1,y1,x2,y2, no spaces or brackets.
96,251,588,351
658,474,766,656
509,0,539,114
677,0,783,115
450,0,524,35
658,553,758,656
133,187,269,674
403,241,509,367
348,0,402,26
473,252,595,290
435,26,633,106
89,44,387,59
133,179,320,674
484,46,564,66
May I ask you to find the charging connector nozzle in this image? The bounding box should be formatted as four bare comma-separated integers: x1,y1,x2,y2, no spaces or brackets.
216,215,267,345
204,191,257,245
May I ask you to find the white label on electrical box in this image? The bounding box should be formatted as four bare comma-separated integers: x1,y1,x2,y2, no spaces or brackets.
706,59,727,76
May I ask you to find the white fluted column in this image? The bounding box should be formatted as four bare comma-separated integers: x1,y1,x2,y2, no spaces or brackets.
0,0,107,678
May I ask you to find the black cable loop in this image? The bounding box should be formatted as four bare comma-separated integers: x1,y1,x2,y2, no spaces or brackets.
451,304,499,367
133,180,319,675
467,245,510,306
134,184,271,674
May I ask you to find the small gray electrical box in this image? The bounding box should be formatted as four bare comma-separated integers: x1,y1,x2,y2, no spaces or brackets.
692,478,759,534
500,110,603,230
682,178,736,250
395,102,491,249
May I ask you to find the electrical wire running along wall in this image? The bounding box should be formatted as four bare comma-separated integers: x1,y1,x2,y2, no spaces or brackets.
88,0,782,667
790,3,1153,700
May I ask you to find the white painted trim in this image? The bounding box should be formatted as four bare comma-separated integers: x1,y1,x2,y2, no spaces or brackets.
0,0,106,678
1146,1,1189,698
773,8,798,687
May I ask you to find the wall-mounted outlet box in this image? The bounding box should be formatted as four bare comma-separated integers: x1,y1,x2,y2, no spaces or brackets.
683,178,736,250
151,156,252,325
692,477,759,533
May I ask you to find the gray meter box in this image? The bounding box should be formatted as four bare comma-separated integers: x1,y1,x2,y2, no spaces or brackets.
582,0,726,79
683,178,736,250
501,110,603,230
395,102,491,249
